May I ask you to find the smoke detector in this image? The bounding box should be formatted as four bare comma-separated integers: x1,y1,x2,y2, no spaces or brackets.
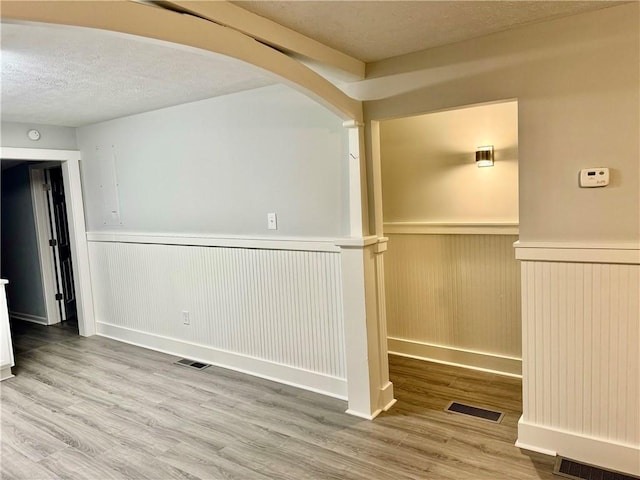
27,129,41,141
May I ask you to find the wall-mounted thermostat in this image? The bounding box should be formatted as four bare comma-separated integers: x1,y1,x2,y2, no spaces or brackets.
579,168,609,188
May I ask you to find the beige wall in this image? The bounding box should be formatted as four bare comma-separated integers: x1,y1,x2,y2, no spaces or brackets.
380,102,521,374
380,101,518,224
385,233,522,375
365,3,639,244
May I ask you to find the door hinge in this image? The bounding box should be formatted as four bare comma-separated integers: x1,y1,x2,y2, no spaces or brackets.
49,239,57,247
55,293,63,301
43,183,51,191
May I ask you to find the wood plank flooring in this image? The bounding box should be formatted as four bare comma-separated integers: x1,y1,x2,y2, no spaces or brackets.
1,327,556,479
9,319,78,355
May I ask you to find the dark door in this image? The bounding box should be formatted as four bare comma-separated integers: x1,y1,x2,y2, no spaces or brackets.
48,167,77,322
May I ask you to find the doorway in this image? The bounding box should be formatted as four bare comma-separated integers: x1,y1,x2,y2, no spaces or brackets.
0,147,94,340
1,161,79,354
373,100,522,415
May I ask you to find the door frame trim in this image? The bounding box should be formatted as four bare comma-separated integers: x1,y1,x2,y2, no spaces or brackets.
29,167,61,325
1,147,95,336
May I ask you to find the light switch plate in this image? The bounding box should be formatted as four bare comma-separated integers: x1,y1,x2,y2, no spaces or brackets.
579,168,609,188
267,212,277,230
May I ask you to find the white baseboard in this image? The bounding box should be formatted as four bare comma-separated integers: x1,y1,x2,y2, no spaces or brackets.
0,366,14,381
345,408,380,420
517,417,640,476
388,337,522,377
96,322,347,400
9,311,48,325
380,381,396,411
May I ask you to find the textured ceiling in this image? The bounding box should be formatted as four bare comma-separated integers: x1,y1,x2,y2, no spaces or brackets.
1,2,624,127
233,1,623,62
0,22,274,127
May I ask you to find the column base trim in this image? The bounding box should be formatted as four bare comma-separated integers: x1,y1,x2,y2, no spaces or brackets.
0,366,14,381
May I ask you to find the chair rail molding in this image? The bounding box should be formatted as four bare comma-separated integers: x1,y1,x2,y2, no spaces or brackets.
384,222,519,235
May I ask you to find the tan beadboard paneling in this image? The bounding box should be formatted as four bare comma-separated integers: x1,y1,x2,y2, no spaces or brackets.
385,234,521,359
88,241,346,379
521,261,640,445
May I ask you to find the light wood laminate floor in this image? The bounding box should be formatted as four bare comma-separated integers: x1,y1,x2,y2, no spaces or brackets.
1,330,556,479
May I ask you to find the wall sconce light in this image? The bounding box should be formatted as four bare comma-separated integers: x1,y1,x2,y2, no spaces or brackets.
475,146,494,167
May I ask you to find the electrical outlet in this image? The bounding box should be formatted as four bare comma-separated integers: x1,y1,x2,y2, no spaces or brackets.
182,311,190,325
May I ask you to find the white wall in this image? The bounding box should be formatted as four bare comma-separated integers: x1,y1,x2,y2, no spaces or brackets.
380,101,518,224
77,85,349,238
77,84,352,399
1,122,77,150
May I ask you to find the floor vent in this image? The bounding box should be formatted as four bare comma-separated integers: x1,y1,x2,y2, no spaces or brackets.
444,401,504,423
554,457,639,480
174,358,210,370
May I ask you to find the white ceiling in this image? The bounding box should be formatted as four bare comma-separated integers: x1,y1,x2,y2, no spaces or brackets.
0,21,274,127
0,1,623,127
234,1,621,62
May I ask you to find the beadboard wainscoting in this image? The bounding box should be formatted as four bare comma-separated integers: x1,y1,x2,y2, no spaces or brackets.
516,244,640,476
384,228,521,376
87,235,347,398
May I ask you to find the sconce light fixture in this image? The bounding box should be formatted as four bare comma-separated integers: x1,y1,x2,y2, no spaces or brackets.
475,145,494,167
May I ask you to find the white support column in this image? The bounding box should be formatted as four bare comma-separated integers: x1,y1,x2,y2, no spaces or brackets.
343,120,368,237
338,121,395,419
369,121,395,410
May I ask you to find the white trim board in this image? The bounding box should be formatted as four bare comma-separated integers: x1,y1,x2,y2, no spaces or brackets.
388,337,522,377
384,222,519,235
9,311,48,325
0,147,81,161
514,241,639,264
517,418,640,477
87,232,341,253
97,322,348,400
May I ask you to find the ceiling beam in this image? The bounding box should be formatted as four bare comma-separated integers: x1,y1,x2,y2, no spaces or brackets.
0,1,362,123
159,0,366,81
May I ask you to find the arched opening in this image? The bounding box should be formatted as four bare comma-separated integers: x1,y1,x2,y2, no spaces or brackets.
1,3,387,419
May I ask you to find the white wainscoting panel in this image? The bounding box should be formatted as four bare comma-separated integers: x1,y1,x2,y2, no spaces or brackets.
88,240,347,397
384,234,521,374
520,260,640,447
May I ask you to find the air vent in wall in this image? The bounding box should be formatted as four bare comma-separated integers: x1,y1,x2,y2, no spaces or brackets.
174,358,210,370
554,457,639,480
